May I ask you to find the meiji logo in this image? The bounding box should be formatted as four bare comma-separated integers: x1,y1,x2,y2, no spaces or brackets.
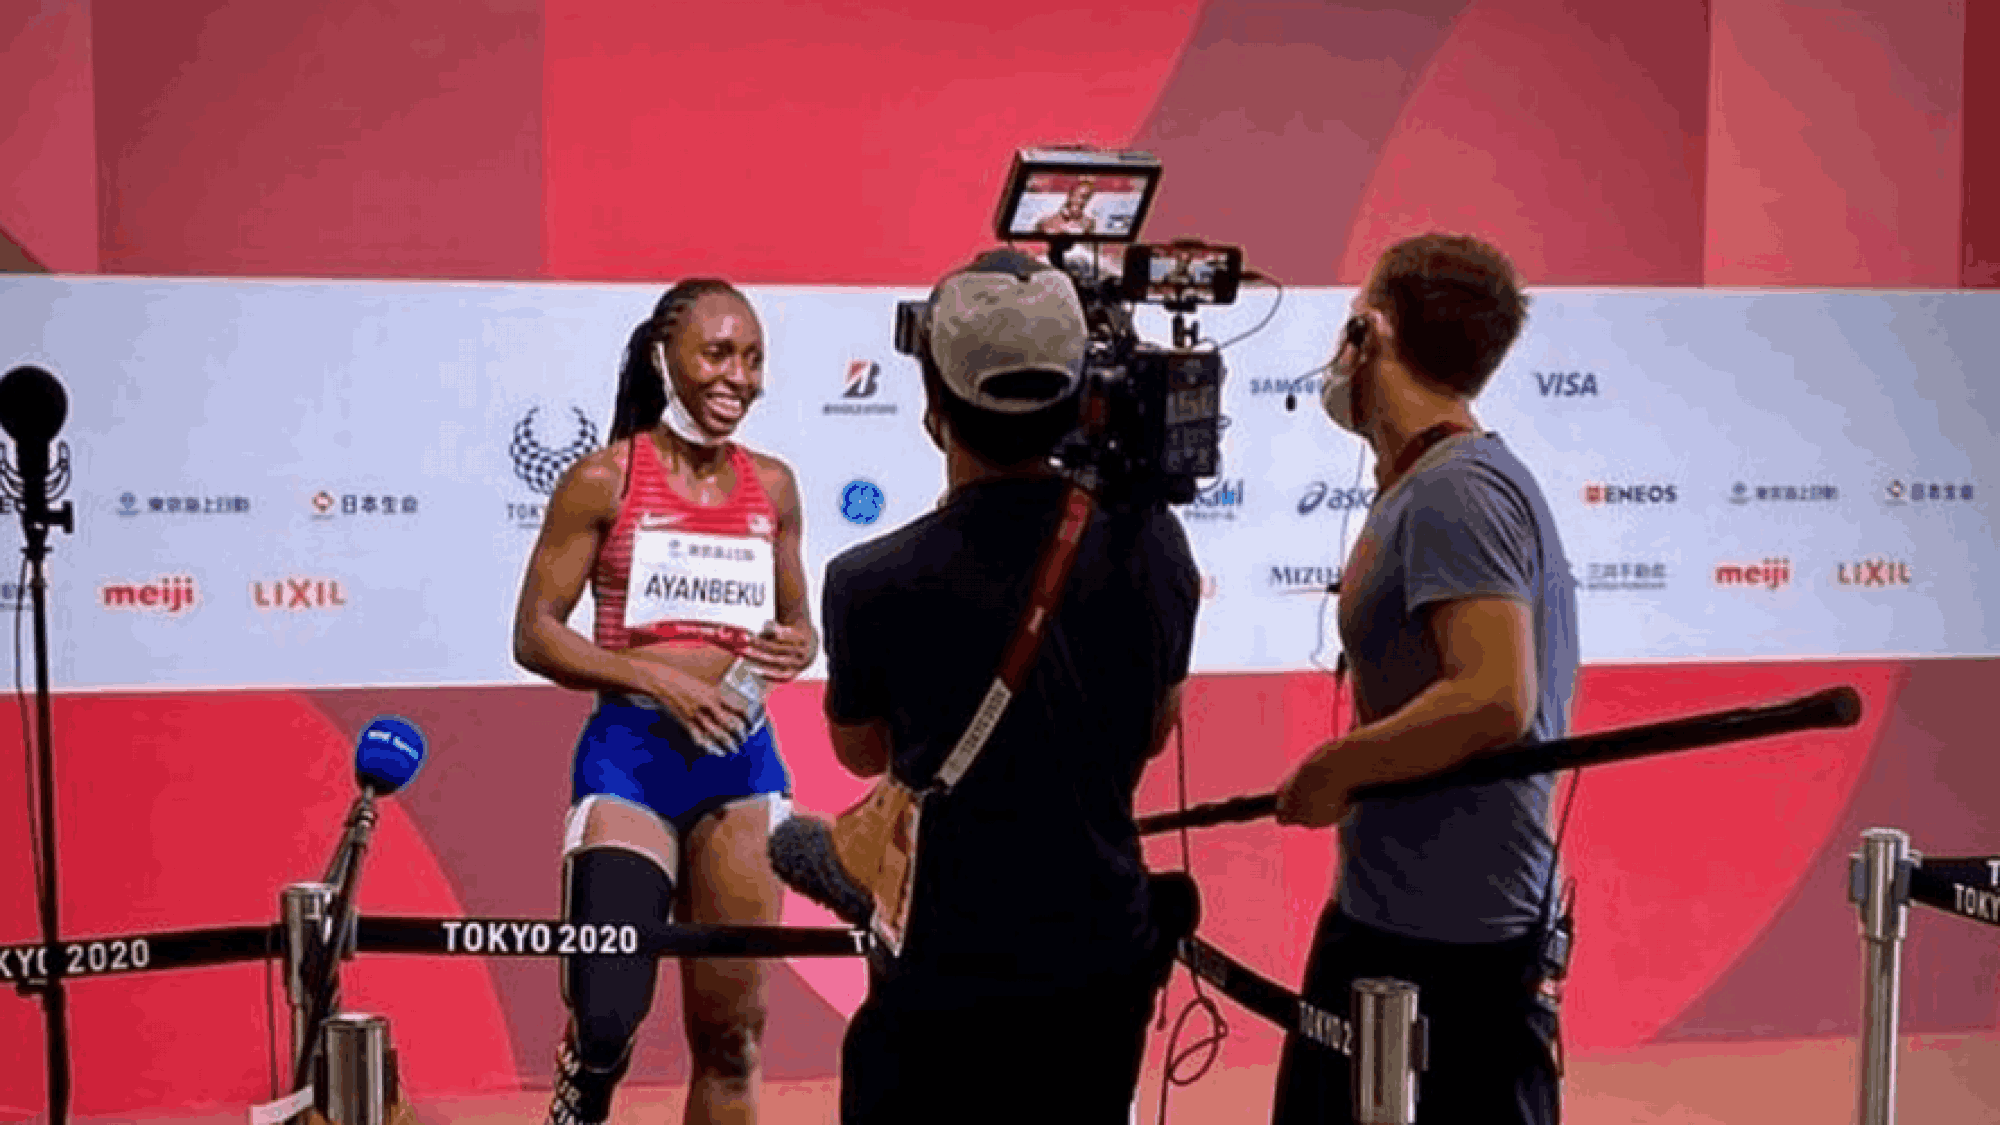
252,578,348,609
101,575,199,614
1296,482,1376,515
1835,559,1912,588
1184,479,1244,521
1535,371,1599,397
1713,558,1791,591
1582,483,1677,505
825,360,897,416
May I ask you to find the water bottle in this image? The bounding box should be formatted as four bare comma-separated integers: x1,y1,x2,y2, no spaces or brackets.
719,654,771,746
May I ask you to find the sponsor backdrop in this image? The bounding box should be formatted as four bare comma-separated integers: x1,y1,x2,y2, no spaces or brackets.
0,277,1991,692
1,276,1998,1118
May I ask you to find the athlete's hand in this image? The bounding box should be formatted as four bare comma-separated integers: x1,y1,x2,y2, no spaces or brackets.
745,623,814,683
630,659,751,753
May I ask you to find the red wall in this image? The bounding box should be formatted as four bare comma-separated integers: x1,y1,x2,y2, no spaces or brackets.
3,0,1997,1116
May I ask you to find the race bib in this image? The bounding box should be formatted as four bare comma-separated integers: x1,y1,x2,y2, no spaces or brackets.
624,528,776,636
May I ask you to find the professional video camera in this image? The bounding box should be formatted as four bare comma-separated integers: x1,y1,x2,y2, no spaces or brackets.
896,147,1245,512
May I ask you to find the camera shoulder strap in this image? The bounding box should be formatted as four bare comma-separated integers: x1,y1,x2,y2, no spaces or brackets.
933,481,1097,790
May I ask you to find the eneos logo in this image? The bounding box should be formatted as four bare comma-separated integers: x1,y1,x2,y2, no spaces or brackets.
1582,483,1677,505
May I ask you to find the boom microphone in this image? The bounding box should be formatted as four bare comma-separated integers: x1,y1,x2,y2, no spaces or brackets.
1138,685,1865,835
768,813,875,928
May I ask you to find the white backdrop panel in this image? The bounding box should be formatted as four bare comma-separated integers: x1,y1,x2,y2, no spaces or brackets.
0,277,1992,690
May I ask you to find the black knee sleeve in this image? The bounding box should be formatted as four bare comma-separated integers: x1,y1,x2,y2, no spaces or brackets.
562,847,674,1073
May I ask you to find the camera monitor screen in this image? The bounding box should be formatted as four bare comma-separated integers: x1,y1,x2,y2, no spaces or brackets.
1121,243,1244,305
993,149,1162,243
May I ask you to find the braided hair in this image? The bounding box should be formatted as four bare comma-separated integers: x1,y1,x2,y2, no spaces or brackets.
609,279,751,444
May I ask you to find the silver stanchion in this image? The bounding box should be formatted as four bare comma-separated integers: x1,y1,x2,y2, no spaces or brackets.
1353,978,1425,1125
1850,828,1917,1125
321,1013,396,1125
281,883,334,1067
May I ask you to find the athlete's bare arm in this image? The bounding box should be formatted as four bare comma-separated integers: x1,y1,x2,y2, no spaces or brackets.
746,453,819,681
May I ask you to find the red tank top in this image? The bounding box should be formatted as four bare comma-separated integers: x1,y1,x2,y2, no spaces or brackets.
593,436,781,654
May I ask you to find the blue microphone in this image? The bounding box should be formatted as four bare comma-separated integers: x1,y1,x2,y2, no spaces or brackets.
321,716,428,909
355,715,426,795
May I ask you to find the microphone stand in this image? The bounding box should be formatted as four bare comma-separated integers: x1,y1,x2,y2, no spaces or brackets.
14,453,73,1125
294,786,381,1091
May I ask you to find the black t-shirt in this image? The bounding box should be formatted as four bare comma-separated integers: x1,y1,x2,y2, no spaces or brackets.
822,476,1199,1000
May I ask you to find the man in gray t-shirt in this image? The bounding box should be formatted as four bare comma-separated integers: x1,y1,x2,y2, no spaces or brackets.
1272,234,1579,1125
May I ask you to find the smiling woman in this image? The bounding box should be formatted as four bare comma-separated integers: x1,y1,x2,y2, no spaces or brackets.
508,280,821,1125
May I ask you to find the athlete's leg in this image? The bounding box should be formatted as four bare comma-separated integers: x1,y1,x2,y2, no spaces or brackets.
549,794,678,1125
677,793,788,1125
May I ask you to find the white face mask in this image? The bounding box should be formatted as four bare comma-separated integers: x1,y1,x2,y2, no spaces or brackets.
1320,316,1368,435
1319,363,1359,434
654,341,723,447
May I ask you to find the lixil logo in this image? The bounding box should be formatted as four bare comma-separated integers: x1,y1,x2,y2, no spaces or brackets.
1835,559,1912,588
252,578,349,609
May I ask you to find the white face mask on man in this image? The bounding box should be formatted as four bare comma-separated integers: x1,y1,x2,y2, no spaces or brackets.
654,341,722,448
1320,314,1371,436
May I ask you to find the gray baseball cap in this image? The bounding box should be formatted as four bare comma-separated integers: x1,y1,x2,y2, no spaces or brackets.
926,251,1088,415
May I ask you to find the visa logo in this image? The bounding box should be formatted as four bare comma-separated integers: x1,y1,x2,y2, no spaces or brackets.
1535,371,1599,397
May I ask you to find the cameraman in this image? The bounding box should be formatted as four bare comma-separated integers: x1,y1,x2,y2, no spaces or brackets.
1271,233,1579,1125
821,250,1199,1123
